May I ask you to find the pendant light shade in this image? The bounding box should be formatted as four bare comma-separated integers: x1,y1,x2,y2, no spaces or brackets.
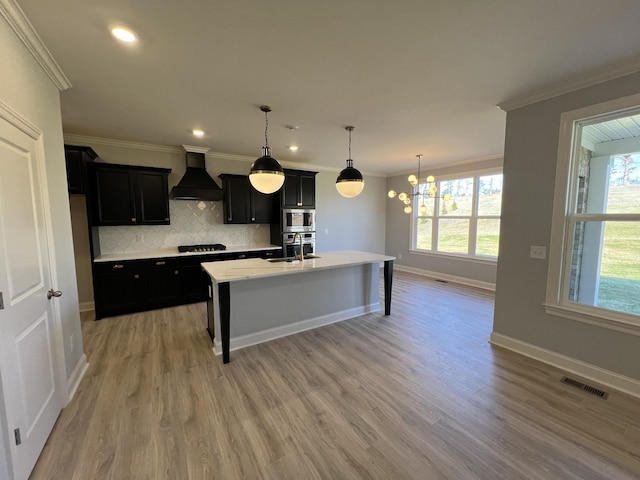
249,106,285,194
336,126,364,198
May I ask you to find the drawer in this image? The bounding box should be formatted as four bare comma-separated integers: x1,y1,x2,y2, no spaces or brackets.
179,253,235,267
139,258,179,270
93,260,139,275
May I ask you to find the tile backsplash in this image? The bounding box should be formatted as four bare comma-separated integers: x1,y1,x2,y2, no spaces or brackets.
98,200,270,254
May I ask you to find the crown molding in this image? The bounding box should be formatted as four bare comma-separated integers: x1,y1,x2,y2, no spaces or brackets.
395,153,504,177
0,0,71,91
62,133,387,177
63,134,184,153
498,56,640,112
182,144,210,154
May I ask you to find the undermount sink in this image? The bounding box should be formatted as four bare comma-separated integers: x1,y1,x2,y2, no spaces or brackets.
267,255,320,263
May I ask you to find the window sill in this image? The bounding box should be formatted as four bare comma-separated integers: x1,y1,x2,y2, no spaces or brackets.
544,303,640,336
408,249,497,266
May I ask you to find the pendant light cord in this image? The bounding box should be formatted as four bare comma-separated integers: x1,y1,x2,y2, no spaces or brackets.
264,109,269,147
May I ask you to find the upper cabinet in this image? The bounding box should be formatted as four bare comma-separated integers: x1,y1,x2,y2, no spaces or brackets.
219,174,274,224
88,162,171,226
281,169,317,208
64,144,97,194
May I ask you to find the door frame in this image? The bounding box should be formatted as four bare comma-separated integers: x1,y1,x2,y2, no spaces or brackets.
0,99,68,474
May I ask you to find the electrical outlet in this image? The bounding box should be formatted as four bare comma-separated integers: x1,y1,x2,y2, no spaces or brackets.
530,245,547,260
136,234,144,243
324,229,329,235
398,253,402,260
69,335,75,352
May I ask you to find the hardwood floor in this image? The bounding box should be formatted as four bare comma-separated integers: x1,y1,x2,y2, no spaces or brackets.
30,272,640,479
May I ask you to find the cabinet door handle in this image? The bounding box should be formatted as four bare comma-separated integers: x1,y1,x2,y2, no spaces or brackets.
131,217,137,222
174,270,179,275
113,264,124,269
165,217,169,221
297,202,302,206
155,261,166,266
134,274,140,279
238,254,246,259
251,217,255,221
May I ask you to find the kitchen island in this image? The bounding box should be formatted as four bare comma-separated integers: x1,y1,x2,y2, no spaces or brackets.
202,250,394,363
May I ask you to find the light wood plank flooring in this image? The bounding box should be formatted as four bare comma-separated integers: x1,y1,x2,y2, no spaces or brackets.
30,272,640,479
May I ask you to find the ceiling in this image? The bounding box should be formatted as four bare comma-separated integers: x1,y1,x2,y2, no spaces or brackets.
16,0,640,175
583,114,640,146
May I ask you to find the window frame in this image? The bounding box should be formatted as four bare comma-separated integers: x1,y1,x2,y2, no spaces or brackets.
545,92,640,335
410,167,502,262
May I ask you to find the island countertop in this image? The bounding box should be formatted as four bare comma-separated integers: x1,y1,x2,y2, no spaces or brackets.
202,250,395,284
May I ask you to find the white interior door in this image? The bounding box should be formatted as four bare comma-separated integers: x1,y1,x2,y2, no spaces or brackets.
0,109,62,480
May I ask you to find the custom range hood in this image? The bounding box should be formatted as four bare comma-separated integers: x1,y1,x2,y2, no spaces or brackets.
170,146,224,201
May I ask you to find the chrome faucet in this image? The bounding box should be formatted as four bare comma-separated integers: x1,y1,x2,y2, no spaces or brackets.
292,232,304,263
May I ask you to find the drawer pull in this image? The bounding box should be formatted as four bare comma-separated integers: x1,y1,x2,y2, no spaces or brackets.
131,217,136,222
238,254,246,259
134,274,140,279
113,264,124,269
155,261,166,266
175,270,179,275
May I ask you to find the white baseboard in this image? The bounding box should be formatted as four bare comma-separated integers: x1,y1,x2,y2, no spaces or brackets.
395,265,495,291
66,354,88,405
490,332,640,399
79,301,94,313
214,303,381,355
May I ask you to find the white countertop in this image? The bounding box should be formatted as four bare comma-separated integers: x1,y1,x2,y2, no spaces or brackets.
202,250,395,283
93,244,281,262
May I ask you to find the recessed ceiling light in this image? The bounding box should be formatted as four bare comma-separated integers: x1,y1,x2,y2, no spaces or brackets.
288,145,299,151
111,26,137,43
192,129,205,137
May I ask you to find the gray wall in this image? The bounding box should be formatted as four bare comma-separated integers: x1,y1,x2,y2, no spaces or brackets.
315,170,386,254
493,71,640,381
0,13,83,478
385,157,502,287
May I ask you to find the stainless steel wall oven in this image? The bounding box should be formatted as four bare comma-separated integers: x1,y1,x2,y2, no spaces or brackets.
282,232,315,258
282,208,315,233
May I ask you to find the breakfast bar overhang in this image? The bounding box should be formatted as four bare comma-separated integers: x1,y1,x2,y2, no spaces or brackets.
202,250,395,363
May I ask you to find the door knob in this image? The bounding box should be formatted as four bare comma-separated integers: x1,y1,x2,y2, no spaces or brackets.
47,289,62,300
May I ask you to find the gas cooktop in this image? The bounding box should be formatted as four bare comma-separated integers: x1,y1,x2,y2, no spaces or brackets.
178,243,227,253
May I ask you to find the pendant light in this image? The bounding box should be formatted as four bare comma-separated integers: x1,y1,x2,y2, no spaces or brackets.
336,126,365,198
249,105,285,194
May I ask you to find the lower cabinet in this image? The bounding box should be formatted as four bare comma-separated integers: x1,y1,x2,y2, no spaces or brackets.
93,249,280,319
93,261,144,319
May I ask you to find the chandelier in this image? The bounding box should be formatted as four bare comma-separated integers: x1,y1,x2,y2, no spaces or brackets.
388,154,450,214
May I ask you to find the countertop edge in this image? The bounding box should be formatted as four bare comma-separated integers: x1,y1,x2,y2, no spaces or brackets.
202,251,395,284
94,245,282,263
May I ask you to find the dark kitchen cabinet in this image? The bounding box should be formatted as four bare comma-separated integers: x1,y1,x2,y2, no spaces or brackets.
88,162,171,226
281,169,317,208
93,249,280,319
93,260,144,319
178,253,233,304
64,145,97,194
219,174,274,224
140,258,180,308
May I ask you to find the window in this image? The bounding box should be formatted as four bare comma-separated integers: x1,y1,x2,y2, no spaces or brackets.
547,93,640,332
412,170,503,259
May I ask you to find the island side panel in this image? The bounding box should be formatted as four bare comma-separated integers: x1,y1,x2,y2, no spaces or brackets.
214,263,381,355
